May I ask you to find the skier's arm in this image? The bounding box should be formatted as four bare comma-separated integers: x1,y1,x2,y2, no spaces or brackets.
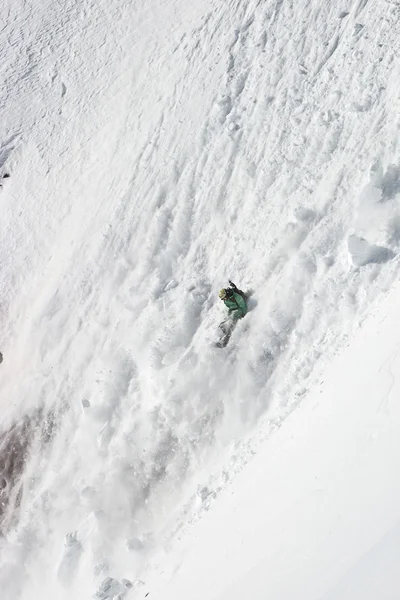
235,293,247,316
227,303,239,318
230,293,247,319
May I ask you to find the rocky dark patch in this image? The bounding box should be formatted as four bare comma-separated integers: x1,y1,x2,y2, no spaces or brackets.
0,408,57,534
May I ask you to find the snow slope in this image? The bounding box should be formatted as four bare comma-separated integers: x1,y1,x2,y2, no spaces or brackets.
147,281,400,600
0,0,399,597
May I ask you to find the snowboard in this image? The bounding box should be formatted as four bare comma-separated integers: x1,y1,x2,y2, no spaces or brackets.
215,334,231,348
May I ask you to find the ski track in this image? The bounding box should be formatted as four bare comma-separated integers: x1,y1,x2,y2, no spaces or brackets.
0,0,399,596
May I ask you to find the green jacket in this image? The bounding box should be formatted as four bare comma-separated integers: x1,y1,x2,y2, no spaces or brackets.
224,292,247,321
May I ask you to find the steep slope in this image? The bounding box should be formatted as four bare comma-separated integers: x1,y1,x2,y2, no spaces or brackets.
147,281,400,600
0,0,399,597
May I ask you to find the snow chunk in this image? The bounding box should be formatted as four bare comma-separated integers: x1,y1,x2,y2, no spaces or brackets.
347,235,394,267
293,207,316,223
95,577,132,599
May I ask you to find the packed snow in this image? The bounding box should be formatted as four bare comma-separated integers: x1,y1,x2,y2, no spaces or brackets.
0,0,399,598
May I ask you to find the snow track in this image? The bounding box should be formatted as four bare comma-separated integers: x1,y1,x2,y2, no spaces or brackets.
0,0,399,597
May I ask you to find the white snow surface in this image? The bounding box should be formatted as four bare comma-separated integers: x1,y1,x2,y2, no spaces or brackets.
148,280,400,600
0,0,399,597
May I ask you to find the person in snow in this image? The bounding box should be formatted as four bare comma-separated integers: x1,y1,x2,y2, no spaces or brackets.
218,281,247,320
217,281,247,345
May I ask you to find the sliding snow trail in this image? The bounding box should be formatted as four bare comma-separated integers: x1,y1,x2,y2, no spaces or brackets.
0,0,399,597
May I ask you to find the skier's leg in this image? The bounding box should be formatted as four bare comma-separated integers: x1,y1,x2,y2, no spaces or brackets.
217,318,237,347
219,320,230,335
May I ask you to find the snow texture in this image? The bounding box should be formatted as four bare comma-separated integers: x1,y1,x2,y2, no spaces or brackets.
148,281,400,600
0,0,399,597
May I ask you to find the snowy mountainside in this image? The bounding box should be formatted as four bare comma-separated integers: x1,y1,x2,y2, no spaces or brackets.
147,280,400,600
0,0,399,597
